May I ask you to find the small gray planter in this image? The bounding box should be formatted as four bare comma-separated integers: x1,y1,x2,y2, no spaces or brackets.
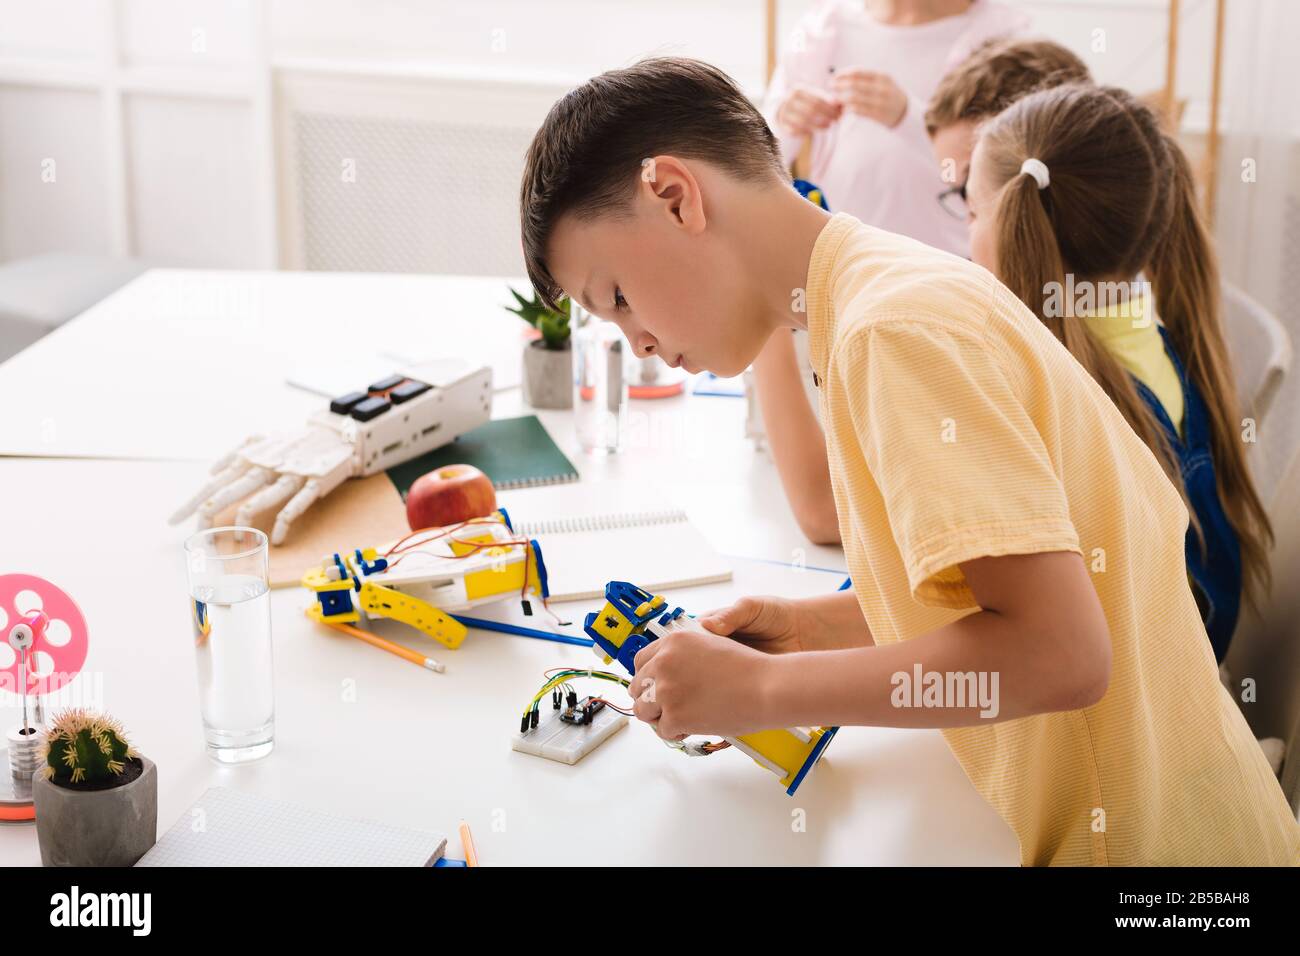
522,340,573,409
33,755,157,867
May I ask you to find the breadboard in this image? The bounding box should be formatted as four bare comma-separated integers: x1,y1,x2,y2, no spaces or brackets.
511,705,628,765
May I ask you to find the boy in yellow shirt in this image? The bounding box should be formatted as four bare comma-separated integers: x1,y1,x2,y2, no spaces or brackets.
518,57,1299,865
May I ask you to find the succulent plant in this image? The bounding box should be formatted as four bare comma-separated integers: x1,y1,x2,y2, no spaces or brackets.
506,287,571,350
40,709,140,787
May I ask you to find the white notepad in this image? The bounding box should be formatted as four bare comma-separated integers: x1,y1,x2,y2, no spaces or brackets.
512,508,733,602
136,787,446,867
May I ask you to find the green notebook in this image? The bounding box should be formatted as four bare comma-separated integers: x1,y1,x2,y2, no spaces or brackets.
386,415,579,497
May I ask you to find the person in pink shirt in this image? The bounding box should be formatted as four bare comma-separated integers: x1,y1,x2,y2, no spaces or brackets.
763,0,1027,257
755,1,1028,547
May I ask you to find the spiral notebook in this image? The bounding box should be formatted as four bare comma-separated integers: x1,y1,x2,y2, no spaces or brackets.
509,506,732,603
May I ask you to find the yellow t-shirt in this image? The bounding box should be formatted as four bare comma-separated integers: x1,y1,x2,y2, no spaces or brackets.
806,213,1299,866
1084,291,1184,436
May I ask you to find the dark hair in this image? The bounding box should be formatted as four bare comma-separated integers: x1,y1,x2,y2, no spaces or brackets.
925,37,1092,135
980,83,1273,606
520,56,787,310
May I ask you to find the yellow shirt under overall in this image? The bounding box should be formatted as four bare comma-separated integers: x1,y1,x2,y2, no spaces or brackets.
805,212,1299,865
1084,290,1184,435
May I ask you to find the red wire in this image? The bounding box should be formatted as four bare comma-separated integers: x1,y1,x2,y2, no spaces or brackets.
377,517,569,615
383,535,562,613
384,536,530,571
383,516,502,557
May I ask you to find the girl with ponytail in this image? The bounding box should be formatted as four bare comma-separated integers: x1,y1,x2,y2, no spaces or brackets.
965,83,1272,661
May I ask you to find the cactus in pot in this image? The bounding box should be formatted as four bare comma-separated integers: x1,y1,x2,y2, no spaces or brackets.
41,709,138,787
33,708,157,866
508,287,574,409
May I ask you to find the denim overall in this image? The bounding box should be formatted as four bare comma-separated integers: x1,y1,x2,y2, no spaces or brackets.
1133,327,1242,661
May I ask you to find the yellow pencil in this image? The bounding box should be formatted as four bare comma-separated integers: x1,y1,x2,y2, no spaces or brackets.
459,820,478,867
315,615,446,672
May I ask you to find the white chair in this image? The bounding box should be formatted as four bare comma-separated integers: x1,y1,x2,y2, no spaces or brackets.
1221,282,1292,425
1227,443,1300,817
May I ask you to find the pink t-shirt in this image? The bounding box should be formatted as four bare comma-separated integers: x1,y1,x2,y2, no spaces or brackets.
763,0,1028,256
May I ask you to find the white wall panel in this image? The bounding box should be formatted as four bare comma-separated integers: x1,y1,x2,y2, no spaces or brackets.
271,0,767,91
124,94,260,267
120,0,255,69
0,85,108,258
0,0,102,63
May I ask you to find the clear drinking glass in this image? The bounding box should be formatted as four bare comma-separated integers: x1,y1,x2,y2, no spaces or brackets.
183,527,275,763
573,305,627,455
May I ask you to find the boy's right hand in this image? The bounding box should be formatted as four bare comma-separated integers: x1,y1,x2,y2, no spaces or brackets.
775,86,842,138
697,596,805,654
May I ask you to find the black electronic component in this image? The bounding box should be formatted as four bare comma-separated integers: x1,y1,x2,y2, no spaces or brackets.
560,696,605,726
530,708,540,730
349,396,391,421
329,391,368,415
388,379,431,404
367,374,406,392
551,689,561,710
565,690,578,709
520,713,531,734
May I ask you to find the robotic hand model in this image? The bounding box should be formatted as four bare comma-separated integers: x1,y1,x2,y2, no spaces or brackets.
583,581,838,795
302,509,549,650
169,359,492,545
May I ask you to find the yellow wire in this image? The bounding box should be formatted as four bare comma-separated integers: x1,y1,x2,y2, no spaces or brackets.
521,670,630,716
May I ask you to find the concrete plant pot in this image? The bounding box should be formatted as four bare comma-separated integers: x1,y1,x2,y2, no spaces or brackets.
33,755,157,867
522,340,573,409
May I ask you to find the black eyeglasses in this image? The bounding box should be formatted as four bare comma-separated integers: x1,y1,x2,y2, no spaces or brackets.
937,181,968,221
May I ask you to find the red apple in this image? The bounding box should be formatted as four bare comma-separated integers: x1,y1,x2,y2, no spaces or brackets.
405,464,497,530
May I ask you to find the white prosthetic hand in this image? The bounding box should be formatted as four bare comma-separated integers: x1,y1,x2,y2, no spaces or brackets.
169,359,492,545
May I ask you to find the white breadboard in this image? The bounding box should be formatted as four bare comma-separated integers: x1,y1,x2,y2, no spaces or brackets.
511,705,628,765
135,787,446,867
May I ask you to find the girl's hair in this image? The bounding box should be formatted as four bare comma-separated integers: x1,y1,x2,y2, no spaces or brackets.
925,36,1092,134
977,83,1273,606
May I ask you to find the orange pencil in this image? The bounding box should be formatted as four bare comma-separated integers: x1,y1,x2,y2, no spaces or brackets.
459,820,478,867
314,615,445,673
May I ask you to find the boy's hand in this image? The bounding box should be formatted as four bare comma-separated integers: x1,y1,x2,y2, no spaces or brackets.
629,625,774,740
776,86,843,137
696,596,805,654
831,69,908,128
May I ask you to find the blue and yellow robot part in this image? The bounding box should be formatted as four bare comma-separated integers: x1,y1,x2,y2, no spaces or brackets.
302,545,470,648
585,583,675,674
583,581,838,795
302,509,549,650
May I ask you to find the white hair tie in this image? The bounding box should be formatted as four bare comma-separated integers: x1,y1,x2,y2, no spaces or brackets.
1020,158,1050,190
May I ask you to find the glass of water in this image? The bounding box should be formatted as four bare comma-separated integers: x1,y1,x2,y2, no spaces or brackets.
183,527,275,763
573,305,627,455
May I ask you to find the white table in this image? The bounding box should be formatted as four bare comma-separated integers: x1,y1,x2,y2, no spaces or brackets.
0,270,531,461
0,270,1019,866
